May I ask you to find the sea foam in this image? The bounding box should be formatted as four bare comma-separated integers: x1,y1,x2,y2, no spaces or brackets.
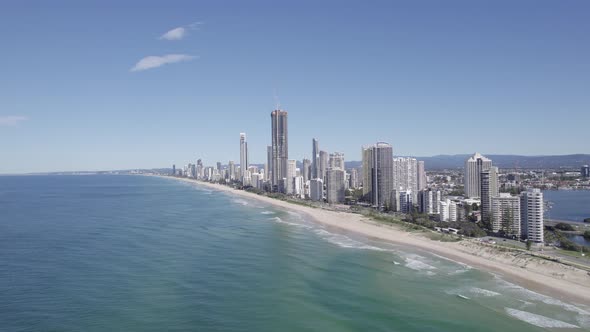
505,308,578,328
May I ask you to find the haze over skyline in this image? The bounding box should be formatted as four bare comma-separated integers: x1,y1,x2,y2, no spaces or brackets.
1,0,589,173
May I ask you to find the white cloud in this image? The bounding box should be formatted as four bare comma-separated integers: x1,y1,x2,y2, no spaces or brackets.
159,22,203,41
130,54,197,72
160,27,186,41
0,116,28,126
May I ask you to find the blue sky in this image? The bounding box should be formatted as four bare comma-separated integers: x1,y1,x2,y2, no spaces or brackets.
1,0,589,173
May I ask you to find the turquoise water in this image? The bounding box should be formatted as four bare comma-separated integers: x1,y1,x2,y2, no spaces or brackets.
1,175,589,331
544,190,590,223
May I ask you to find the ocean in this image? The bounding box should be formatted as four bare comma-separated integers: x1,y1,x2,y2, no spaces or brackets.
1,175,588,331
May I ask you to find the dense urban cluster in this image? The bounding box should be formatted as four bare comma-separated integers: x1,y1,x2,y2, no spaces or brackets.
171,109,590,246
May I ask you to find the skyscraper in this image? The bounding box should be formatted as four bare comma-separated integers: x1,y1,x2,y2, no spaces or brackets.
417,160,426,191
312,138,320,179
319,150,328,181
271,110,288,191
302,158,311,182
350,168,358,189
521,189,544,244
326,168,346,204
287,159,297,194
266,145,272,182
464,153,493,198
492,193,521,237
418,189,434,214
172,164,176,176
228,161,236,180
240,133,248,184
393,157,418,201
480,170,492,223
582,165,590,178
362,142,394,208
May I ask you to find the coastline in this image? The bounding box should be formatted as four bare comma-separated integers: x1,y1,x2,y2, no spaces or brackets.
159,175,590,306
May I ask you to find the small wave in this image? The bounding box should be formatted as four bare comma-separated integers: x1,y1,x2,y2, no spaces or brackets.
505,308,578,328
232,199,249,206
260,211,275,215
270,217,313,229
404,257,437,272
469,287,500,297
495,276,590,316
393,261,401,265
313,229,389,252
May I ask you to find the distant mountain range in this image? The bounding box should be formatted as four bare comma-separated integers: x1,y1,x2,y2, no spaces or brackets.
344,154,590,170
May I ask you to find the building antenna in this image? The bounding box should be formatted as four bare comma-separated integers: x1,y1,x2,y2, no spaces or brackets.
273,87,281,110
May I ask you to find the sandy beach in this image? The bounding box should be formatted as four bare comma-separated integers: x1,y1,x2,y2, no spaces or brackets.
162,176,590,306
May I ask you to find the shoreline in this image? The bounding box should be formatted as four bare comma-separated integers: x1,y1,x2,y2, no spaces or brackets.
159,175,590,306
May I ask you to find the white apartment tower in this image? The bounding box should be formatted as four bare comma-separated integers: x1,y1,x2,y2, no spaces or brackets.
520,189,544,244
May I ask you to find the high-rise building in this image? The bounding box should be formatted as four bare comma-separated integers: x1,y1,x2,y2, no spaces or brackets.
480,170,492,223
489,166,499,197
439,200,450,222
329,152,345,170
464,153,493,198
418,189,434,214
582,165,590,178
393,157,419,202
240,133,248,184
319,150,328,181
216,162,222,172
266,146,272,182
349,168,358,189
449,201,458,222
312,138,320,179
293,176,305,199
521,189,544,244
362,147,373,200
196,159,204,179
310,178,323,201
492,193,521,237
362,142,394,208
172,164,176,176
302,158,311,182
433,190,442,214
228,161,236,181
417,161,426,191
326,168,346,204
389,189,400,212
271,110,288,191
399,190,413,213
286,159,297,194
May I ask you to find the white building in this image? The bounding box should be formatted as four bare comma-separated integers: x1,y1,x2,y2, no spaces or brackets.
286,159,297,194
492,193,521,237
393,157,418,202
449,200,458,222
293,176,305,199
464,152,492,198
439,200,450,222
520,189,544,244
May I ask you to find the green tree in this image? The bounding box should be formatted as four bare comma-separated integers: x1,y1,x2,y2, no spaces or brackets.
526,239,532,250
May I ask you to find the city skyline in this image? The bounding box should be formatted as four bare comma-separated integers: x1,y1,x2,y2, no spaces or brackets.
2,1,590,174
